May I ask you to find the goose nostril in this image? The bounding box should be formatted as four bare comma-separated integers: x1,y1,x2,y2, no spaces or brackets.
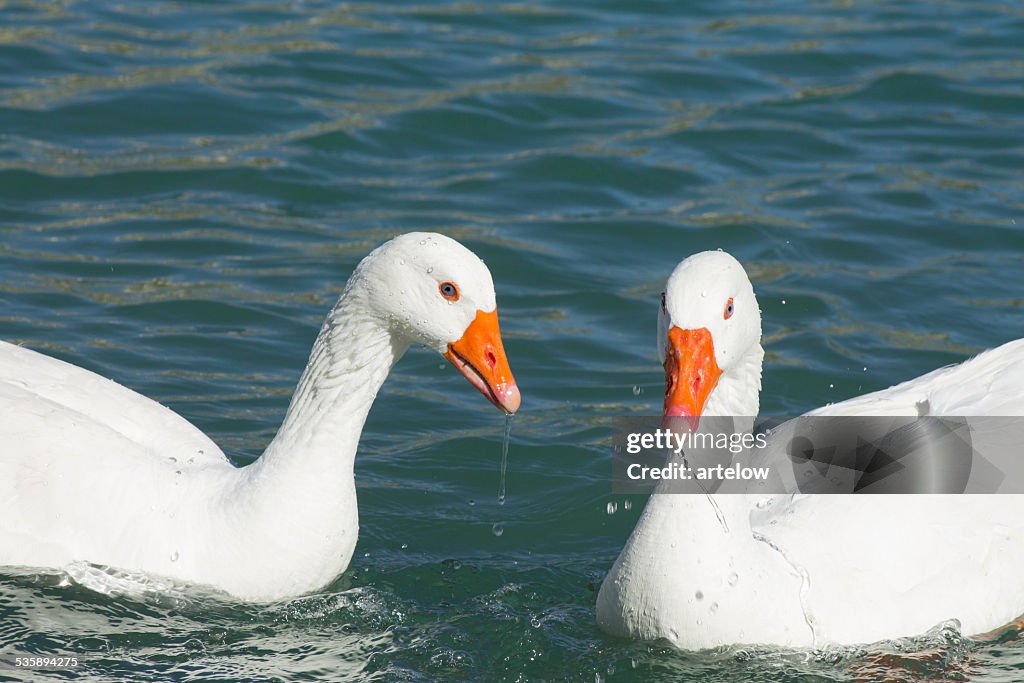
485,349,497,370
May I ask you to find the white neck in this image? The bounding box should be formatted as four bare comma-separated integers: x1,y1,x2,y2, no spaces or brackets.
217,289,410,598
704,343,764,417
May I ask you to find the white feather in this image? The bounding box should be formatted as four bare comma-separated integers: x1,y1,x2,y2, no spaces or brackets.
598,251,1024,648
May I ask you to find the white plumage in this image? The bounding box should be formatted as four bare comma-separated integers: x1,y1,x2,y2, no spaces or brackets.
0,232,520,601
598,250,1024,649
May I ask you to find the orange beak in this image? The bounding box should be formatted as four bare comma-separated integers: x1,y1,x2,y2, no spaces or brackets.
444,309,521,414
663,326,722,423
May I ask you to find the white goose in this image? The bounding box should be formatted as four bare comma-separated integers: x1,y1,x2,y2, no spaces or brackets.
0,232,520,602
597,250,1024,649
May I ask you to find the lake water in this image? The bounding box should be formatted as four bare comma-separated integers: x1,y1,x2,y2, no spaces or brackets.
1,0,1023,681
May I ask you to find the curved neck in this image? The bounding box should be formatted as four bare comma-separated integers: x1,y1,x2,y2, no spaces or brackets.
245,290,409,494
202,289,411,599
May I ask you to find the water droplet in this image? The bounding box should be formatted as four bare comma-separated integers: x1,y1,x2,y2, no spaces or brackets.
728,572,739,586
595,674,604,683
468,499,476,506
400,543,408,550
606,501,617,515
781,299,787,305
419,240,425,245
755,498,771,509
197,449,204,456
710,601,719,613
363,552,370,558
631,658,638,669
632,385,641,396
426,266,433,273
498,494,506,506
170,551,179,562
829,383,834,389
491,523,504,537
700,290,708,298
695,590,703,600
623,499,632,511
175,470,181,475
399,259,406,265
863,366,868,372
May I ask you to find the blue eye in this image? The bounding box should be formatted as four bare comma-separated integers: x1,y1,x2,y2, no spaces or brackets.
439,282,459,301
724,297,734,319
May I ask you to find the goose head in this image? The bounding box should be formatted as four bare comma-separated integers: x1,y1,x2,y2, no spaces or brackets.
350,232,521,414
659,251,763,419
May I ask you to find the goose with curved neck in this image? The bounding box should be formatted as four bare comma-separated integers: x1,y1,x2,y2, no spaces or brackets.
0,232,520,602
598,250,1024,649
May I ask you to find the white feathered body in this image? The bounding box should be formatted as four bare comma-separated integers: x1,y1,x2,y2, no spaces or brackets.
0,341,360,601
599,339,1024,648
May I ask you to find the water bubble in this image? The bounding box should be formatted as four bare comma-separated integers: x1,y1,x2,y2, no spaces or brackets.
531,616,541,628
492,523,504,537
606,501,617,515
623,499,632,511
632,385,641,396
728,572,739,586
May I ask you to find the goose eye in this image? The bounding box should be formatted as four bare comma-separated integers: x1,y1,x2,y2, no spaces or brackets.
439,281,460,302
724,297,734,320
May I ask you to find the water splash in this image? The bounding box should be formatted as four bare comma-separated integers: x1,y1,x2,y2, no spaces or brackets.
498,413,513,505
751,530,819,647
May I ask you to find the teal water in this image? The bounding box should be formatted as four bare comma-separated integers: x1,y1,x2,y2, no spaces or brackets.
2,0,1023,680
